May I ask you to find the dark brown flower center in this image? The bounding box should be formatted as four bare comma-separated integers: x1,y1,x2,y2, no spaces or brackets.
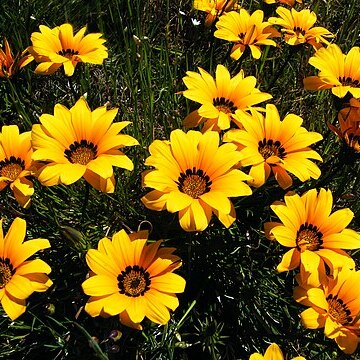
177,167,212,199
64,140,97,165
293,26,306,36
258,138,287,160
327,294,353,325
0,258,14,289
296,222,323,251
117,265,151,297
338,76,360,87
213,97,237,114
57,48,79,58
0,156,25,181
238,32,246,43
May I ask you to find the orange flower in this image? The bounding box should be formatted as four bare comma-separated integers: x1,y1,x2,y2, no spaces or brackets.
295,267,360,354
193,0,239,27
328,99,360,157
29,23,108,76
304,45,360,98
82,229,185,329
214,9,279,60
0,38,33,78
0,218,52,320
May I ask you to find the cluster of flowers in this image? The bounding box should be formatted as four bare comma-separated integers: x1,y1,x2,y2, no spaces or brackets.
191,0,360,357
0,24,185,331
1,0,360,356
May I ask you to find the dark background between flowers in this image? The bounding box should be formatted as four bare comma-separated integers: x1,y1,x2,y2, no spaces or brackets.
0,0,360,359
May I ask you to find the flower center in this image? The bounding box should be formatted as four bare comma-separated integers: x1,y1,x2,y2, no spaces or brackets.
64,140,98,165
293,26,306,36
117,265,151,297
238,32,246,43
258,138,286,160
0,258,14,289
338,76,360,87
177,167,212,199
327,294,353,325
213,97,238,114
296,223,323,251
57,48,79,59
0,156,25,181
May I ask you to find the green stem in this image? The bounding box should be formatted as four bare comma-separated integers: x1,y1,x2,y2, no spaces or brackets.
81,181,90,222
266,46,300,92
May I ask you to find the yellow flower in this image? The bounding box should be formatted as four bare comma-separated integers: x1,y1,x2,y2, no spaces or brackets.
304,44,360,98
328,99,360,158
31,97,138,192
0,218,52,320
0,125,36,208
181,64,272,132
214,9,279,60
193,0,239,27
29,23,108,76
0,37,33,78
264,189,360,283
224,104,322,189
268,7,333,49
141,129,252,232
263,0,302,6
295,267,360,354
82,229,186,329
249,343,306,360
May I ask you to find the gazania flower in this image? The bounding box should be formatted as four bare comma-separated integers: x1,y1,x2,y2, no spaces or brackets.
263,0,302,5
295,267,360,354
328,100,360,158
214,9,279,60
29,23,108,76
268,7,333,49
141,129,252,232
181,65,272,132
193,0,239,27
82,229,186,329
304,44,360,98
338,97,360,124
265,188,360,281
0,38,33,78
0,125,36,208
0,218,52,320
223,104,322,189
249,343,306,360
31,96,138,192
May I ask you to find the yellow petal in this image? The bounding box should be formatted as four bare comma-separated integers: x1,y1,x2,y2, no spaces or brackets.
85,248,120,278
126,296,146,324
144,291,171,325
277,248,301,272
83,170,115,193
1,291,26,320
271,225,296,247
4,218,26,260
178,200,212,232
82,274,119,296
141,190,168,211
5,275,34,299
150,273,186,294
16,259,51,275
263,343,284,359
12,239,50,269
300,307,326,329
